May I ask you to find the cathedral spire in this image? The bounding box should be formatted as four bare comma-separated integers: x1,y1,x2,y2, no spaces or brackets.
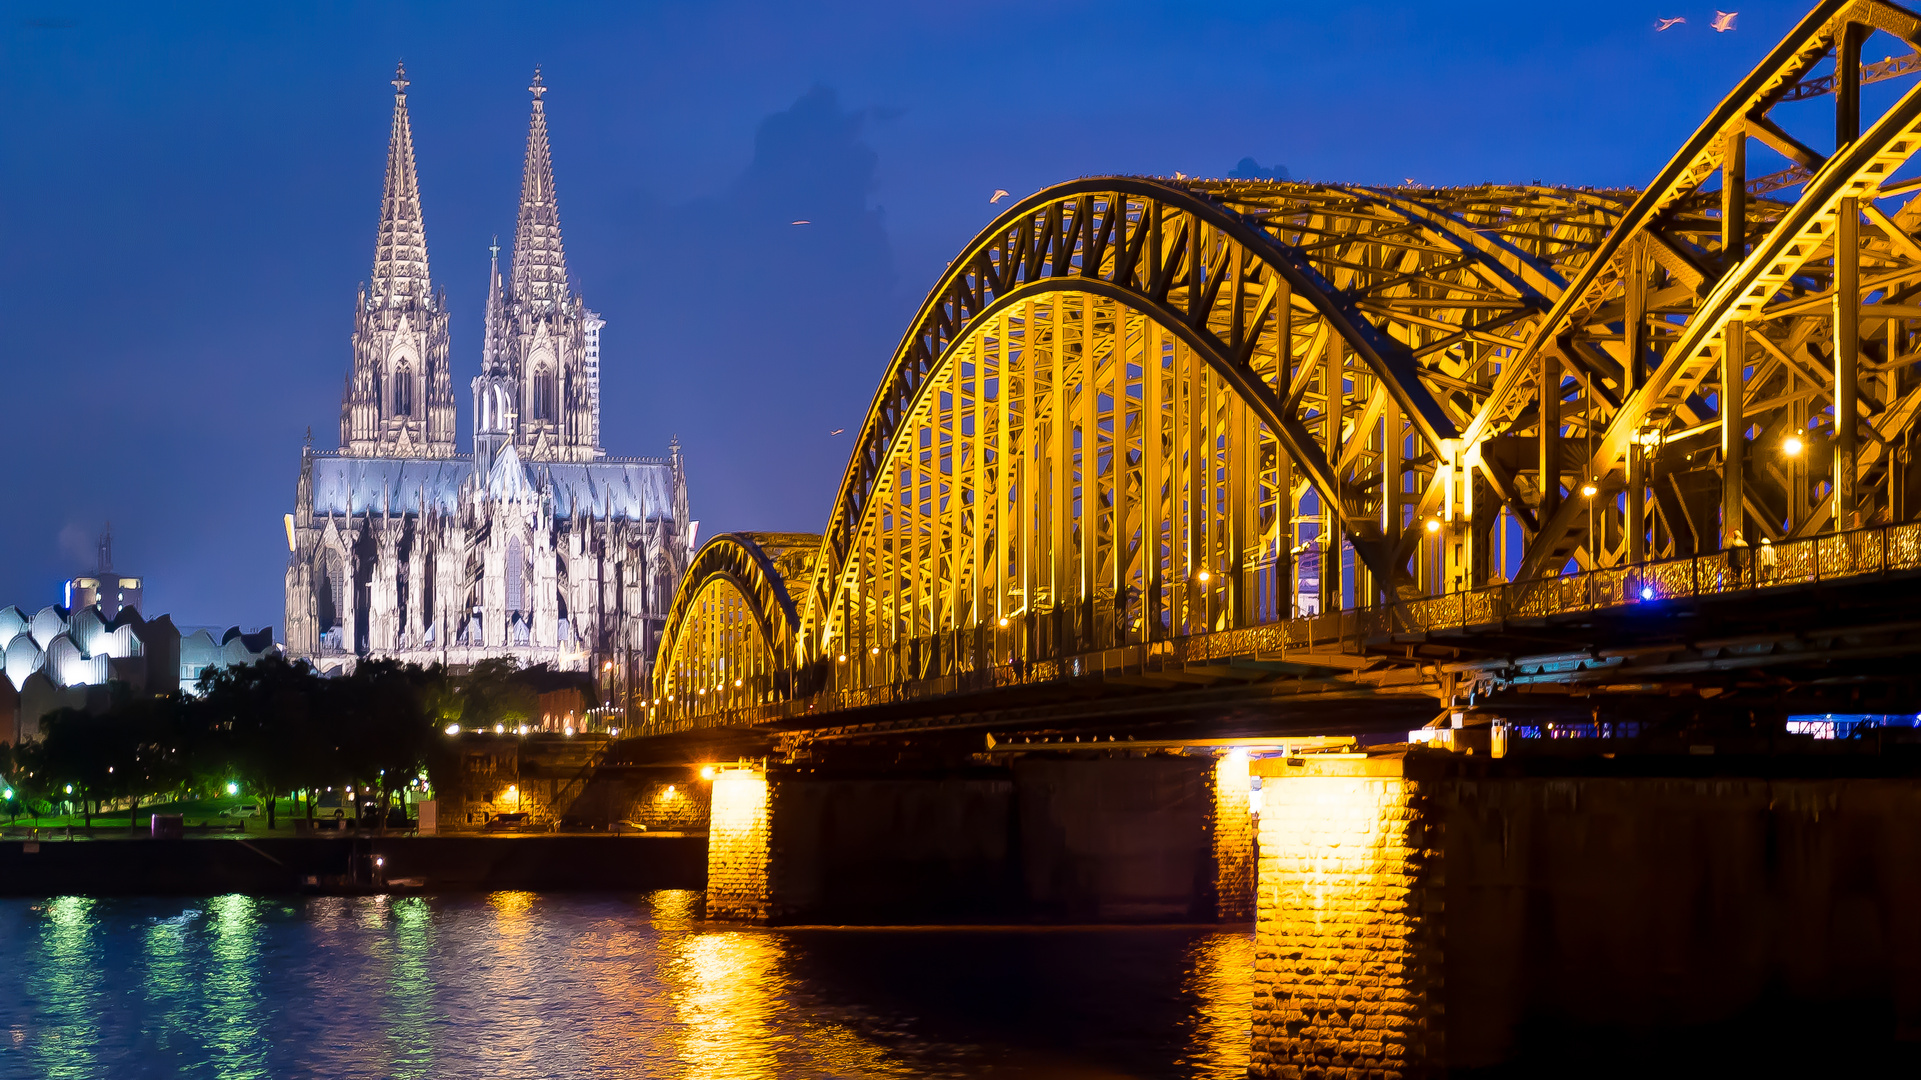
509,67,568,309
482,236,506,375
372,62,430,307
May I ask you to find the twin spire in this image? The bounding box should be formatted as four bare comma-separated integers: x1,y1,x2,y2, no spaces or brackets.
368,62,568,313
512,67,569,310
370,63,429,308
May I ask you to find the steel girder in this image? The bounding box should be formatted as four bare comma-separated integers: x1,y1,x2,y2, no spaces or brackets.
1483,0,1921,577
804,177,1622,646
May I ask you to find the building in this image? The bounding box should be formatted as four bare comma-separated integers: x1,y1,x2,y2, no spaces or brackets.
63,526,143,621
0,602,277,744
285,66,692,692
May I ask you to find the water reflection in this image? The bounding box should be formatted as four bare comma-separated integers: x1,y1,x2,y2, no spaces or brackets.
672,930,789,1078
203,894,266,1079
31,897,100,1080
140,904,200,1066
1175,932,1255,1078
0,893,1255,1079
384,897,437,1080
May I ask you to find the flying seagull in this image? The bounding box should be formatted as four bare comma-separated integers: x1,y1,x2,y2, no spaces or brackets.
1710,10,1737,31
1655,16,1685,30
830,429,844,436
990,189,1010,203
1174,171,1187,180
791,219,811,225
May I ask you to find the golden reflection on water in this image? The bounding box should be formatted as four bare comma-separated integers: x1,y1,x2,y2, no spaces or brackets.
1176,931,1255,1078
490,889,535,927
665,919,908,1079
672,930,788,1079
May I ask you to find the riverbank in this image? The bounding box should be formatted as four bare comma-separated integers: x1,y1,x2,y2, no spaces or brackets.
0,834,706,895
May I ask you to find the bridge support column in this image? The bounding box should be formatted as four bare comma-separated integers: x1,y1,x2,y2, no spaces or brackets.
1251,754,1444,1078
705,765,775,922
1210,751,1256,921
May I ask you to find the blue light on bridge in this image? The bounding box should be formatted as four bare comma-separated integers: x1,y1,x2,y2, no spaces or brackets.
1785,714,1921,740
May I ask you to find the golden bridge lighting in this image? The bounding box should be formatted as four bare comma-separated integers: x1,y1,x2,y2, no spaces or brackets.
1424,518,1441,534
1580,482,1598,498
1784,434,1805,457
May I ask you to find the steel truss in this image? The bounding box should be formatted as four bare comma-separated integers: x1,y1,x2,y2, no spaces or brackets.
654,0,1921,721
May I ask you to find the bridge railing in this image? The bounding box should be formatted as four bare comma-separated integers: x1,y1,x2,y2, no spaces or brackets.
636,518,1921,737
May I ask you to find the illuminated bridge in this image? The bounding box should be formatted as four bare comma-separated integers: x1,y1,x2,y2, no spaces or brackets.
648,0,1921,752
575,6,1921,1072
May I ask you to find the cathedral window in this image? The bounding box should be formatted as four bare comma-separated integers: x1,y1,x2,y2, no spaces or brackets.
532,368,556,421
394,364,414,416
507,536,525,613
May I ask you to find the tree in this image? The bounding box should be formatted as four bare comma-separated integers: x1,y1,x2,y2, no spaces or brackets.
193,654,333,830
38,707,115,826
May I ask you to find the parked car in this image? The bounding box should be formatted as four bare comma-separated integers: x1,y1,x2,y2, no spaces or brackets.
219,805,259,819
484,812,531,831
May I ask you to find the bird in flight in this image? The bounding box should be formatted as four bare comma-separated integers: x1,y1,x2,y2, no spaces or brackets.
1174,171,1187,180
1710,10,1737,31
830,428,844,436
1655,16,1686,30
1403,177,1418,186
990,189,1010,204
791,219,811,225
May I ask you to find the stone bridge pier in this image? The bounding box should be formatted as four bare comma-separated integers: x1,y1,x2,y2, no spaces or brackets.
703,750,1258,925
1249,751,1921,1076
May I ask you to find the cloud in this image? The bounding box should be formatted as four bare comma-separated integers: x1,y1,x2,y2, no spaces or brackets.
57,522,98,572
601,85,905,537
1228,157,1290,181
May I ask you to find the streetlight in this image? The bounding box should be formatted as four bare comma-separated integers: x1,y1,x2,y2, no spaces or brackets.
226,782,238,796
1580,481,1599,498
1424,518,1441,534
1783,434,1805,457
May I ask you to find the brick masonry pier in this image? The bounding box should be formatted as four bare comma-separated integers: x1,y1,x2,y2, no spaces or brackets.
1249,749,1921,1076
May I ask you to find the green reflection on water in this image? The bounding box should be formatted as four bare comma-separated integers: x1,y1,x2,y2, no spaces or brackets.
142,905,199,1063
385,896,438,1079
203,893,267,1079
32,896,99,1080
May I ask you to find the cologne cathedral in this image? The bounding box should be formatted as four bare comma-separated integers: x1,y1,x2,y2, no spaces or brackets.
285,66,692,689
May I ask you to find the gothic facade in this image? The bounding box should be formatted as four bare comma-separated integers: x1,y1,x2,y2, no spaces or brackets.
286,67,691,688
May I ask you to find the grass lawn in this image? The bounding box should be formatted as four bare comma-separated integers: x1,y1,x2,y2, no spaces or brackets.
4,796,341,833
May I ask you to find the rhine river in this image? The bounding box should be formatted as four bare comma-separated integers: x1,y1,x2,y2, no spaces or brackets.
1,891,1253,1079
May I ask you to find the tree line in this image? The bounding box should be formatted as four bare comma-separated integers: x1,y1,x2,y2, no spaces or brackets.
0,656,577,829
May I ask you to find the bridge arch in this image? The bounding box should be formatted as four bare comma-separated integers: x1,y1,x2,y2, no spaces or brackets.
650,0,1921,722
651,532,819,714
801,177,1623,662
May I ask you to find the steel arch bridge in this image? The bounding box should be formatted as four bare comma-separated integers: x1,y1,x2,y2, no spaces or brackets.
651,0,1921,730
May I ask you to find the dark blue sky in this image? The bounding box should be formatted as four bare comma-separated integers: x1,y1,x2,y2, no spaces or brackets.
0,1,1815,631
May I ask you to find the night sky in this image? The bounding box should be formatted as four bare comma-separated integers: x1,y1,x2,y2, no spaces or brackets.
0,1,1816,632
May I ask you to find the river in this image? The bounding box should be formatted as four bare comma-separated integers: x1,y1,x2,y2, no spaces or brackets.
1,892,1253,1079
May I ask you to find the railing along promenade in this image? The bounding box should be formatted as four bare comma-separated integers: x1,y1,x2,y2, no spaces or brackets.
637,519,1921,738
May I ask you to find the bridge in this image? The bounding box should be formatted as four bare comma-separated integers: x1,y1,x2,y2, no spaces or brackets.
591,5,1921,1072
647,0,1921,752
